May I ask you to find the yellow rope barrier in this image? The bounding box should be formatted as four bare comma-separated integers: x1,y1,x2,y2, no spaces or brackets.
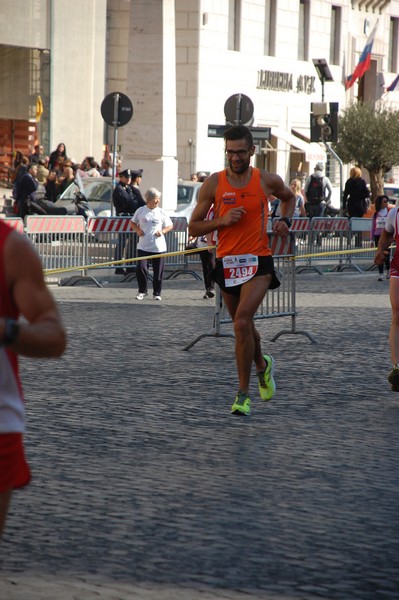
43,243,396,276
43,246,214,276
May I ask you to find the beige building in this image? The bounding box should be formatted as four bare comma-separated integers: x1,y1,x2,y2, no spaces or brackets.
0,0,399,209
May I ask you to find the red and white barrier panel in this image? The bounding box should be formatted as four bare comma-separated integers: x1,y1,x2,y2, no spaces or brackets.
271,217,310,232
87,216,133,233
25,215,86,233
270,233,294,256
171,216,188,232
310,217,349,232
3,217,24,234
291,217,310,232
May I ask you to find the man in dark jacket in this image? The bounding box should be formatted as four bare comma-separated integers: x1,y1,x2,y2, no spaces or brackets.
113,169,145,275
16,164,38,220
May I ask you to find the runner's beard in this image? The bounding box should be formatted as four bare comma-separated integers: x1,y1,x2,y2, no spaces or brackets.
229,159,251,174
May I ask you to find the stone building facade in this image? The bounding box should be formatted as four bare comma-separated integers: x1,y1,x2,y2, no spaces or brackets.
0,0,398,208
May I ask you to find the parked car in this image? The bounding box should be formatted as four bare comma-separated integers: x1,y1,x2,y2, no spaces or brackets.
56,177,112,216
57,177,203,219
171,181,202,221
383,184,399,206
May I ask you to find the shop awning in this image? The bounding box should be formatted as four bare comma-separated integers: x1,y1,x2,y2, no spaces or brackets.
270,127,326,162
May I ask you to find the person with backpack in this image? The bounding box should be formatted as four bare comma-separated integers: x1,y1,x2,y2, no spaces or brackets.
304,162,332,218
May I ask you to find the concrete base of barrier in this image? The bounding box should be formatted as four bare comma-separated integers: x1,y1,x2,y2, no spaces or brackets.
183,330,235,351
59,275,102,287
166,268,202,281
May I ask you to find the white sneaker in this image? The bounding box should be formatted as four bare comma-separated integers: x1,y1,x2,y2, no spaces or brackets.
154,295,162,301
377,276,384,281
136,292,146,300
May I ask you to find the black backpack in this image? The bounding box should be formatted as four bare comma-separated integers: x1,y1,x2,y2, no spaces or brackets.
307,175,324,203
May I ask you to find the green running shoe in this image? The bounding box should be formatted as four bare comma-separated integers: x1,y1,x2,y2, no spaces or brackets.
231,391,251,415
257,354,276,401
388,366,399,392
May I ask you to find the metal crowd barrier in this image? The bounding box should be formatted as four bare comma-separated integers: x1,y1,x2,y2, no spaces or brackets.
25,215,87,274
184,232,316,350
15,214,379,285
1,216,24,234
348,218,374,272
293,217,350,274
86,216,136,274
166,217,201,280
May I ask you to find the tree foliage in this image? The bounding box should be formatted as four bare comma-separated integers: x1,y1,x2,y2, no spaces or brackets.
333,102,399,200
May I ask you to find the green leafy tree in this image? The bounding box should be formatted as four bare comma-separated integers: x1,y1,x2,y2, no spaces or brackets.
333,102,399,201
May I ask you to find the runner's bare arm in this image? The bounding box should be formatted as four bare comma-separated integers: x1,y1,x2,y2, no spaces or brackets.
189,173,245,237
0,232,66,357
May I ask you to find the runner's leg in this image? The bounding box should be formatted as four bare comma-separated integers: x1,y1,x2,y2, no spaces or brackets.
223,274,271,393
0,490,12,537
389,277,399,364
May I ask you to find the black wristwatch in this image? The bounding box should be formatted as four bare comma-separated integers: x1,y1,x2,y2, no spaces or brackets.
278,216,292,228
3,318,20,346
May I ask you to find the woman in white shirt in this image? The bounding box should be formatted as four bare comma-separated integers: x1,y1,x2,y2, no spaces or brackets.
131,188,173,301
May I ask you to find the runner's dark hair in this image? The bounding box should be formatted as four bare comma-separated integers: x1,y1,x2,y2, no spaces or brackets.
224,125,253,148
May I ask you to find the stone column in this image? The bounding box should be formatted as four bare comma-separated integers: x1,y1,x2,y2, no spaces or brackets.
121,0,178,211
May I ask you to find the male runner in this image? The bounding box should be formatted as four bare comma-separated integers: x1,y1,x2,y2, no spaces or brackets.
189,124,295,415
0,221,66,536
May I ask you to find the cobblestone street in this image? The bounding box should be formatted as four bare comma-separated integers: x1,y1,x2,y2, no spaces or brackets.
0,272,398,600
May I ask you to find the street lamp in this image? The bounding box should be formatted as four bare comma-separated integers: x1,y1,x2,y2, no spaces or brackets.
312,58,334,102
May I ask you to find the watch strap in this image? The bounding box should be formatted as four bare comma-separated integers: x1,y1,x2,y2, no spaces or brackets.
3,318,20,345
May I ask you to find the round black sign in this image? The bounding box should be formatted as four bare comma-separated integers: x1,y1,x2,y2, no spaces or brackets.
101,92,133,127
224,93,254,126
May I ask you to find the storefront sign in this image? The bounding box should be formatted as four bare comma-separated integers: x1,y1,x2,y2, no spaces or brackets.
257,70,316,94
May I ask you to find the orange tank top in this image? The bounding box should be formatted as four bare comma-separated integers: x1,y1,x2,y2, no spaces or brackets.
214,168,270,258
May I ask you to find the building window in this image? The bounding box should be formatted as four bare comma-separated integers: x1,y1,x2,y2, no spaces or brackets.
228,0,241,51
389,17,399,73
264,0,277,56
298,0,309,61
330,6,341,66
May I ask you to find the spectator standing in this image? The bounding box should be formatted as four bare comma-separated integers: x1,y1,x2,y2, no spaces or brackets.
343,167,369,247
82,156,100,177
189,124,295,416
371,195,391,280
304,162,332,218
0,221,66,536
191,173,198,182
290,178,307,216
28,144,45,165
100,157,112,176
198,204,217,299
44,171,59,203
131,188,173,301
16,164,38,219
343,167,369,217
112,169,145,275
48,142,67,172
130,169,145,205
36,159,49,184
57,166,75,197
12,156,29,201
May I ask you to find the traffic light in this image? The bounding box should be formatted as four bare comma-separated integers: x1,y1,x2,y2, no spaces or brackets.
310,102,338,143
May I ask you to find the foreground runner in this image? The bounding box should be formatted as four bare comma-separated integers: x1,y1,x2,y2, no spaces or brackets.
375,206,399,391
189,125,295,415
0,221,66,536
